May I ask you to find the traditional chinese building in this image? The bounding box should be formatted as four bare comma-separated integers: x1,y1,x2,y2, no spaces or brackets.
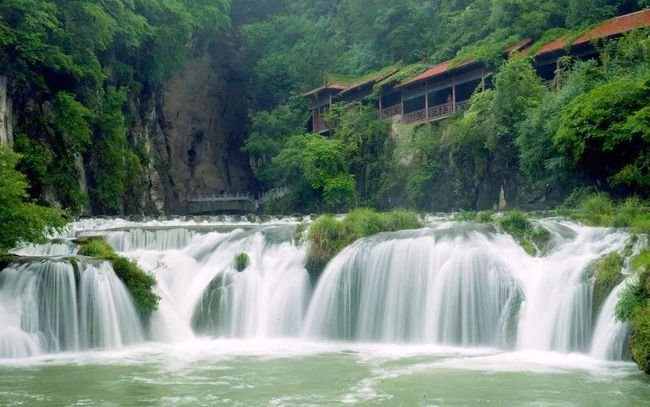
302,9,650,132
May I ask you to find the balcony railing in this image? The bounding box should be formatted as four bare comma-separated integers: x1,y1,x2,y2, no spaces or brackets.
456,100,470,112
402,100,469,125
380,104,402,118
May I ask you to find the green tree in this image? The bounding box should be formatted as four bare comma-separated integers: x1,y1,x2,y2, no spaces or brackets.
0,146,67,251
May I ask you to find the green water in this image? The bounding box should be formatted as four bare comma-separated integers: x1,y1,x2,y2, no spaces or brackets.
0,339,648,406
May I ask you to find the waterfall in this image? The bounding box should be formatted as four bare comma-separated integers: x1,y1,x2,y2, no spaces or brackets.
121,226,309,341
0,217,638,362
591,280,632,360
303,226,522,346
100,228,196,252
304,222,630,353
0,259,143,359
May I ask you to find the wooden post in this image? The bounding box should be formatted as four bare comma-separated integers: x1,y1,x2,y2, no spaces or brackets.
452,78,457,112
379,94,383,117
329,92,333,113
424,82,429,121
400,91,404,116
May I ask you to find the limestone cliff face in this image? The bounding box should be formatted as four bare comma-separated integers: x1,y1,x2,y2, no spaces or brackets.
0,75,13,146
132,39,257,214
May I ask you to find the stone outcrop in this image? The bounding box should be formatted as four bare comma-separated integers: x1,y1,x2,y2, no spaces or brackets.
0,75,13,146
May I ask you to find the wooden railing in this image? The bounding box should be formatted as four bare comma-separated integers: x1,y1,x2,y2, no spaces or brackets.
456,100,470,112
428,101,454,122
404,108,427,124
402,100,470,125
380,104,402,118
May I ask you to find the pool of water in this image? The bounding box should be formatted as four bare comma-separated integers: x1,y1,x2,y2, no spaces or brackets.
0,339,648,406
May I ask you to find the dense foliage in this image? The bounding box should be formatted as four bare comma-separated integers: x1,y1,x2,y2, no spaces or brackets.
255,37,650,213
1,0,230,215
0,146,67,251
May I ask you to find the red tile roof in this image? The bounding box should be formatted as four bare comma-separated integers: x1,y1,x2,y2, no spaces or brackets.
398,38,531,88
537,8,650,56
506,38,533,54
398,60,476,88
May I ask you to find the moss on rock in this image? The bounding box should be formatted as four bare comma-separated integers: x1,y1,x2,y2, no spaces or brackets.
307,208,422,277
498,210,551,256
112,256,159,316
77,236,159,317
592,252,625,313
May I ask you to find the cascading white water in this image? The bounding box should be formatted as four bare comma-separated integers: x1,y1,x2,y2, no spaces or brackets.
591,280,631,360
304,221,630,354
0,217,638,363
0,259,143,358
100,228,196,252
116,225,310,341
11,241,78,257
303,226,521,347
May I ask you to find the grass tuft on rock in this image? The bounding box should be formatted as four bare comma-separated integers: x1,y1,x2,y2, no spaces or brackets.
563,192,650,233
77,237,159,317
307,208,422,275
498,210,551,256
234,252,250,272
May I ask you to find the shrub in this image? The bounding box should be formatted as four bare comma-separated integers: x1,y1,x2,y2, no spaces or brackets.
612,197,645,228
78,238,116,260
632,249,650,274
234,252,250,272
615,279,647,322
477,211,495,223
575,193,614,226
112,256,159,317
499,210,529,239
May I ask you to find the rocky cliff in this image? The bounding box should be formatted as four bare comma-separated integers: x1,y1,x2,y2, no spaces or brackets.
0,75,13,146
131,39,257,214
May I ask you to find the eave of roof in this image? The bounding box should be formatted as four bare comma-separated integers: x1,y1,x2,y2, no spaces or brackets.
337,64,402,97
536,8,650,56
506,38,533,54
398,59,477,88
300,83,347,98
